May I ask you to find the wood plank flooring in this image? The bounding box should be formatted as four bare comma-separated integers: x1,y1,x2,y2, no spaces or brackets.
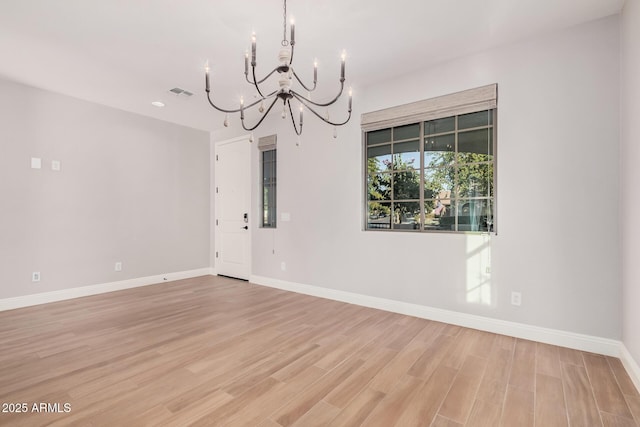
0,275,638,426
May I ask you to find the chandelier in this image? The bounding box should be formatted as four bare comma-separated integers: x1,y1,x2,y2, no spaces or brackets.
204,0,352,137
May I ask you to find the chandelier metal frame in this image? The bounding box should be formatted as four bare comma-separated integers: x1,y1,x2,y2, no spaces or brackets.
204,0,352,136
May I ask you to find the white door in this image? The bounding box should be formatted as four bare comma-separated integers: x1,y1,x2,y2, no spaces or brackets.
215,136,251,280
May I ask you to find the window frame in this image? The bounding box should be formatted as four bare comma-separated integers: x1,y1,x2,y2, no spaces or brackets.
259,135,277,229
361,85,498,234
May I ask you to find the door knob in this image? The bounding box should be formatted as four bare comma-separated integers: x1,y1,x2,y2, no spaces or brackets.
242,225,248,230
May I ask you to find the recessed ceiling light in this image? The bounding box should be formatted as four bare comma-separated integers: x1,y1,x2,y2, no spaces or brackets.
151,101,165,108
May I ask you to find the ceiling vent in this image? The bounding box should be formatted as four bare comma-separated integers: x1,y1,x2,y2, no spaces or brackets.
169,87,194,98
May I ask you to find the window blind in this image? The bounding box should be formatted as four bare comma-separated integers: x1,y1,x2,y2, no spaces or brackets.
258,134,277,151
361,84,497,132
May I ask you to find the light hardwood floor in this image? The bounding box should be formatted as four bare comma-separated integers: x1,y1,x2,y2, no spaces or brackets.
0,276,638,426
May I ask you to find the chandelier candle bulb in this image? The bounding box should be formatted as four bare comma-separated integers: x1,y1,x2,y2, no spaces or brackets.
340,51,346,80
313,59,318,82
290,19,295,44
348,87,352,111
299,104,303,125
244,51,249,74
205,62,210,92
251,33,257,64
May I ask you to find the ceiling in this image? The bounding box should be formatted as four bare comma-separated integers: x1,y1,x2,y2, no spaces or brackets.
0,0,624,132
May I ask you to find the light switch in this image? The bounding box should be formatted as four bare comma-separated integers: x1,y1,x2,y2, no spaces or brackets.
51,160,61,171
281,212,291,222
31,157,41,169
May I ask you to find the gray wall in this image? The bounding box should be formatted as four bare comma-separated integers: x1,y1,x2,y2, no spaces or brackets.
621,0,640,365
0,79,210,299
247,16,622,340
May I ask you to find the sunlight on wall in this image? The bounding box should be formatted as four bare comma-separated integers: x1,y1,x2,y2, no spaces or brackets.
465,234,492,306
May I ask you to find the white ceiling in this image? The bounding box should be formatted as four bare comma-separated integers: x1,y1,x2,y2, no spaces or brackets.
0,0,624,132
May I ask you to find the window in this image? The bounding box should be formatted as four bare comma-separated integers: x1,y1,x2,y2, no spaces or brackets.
259,135,277,228
362,85,497,233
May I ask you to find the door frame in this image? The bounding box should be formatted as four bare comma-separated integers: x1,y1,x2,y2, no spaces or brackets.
214,134,252,280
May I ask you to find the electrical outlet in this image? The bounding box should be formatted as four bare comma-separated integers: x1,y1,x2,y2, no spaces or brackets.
32,272,41,282
280,262,286,271
511,291,522,306
115,262,122,272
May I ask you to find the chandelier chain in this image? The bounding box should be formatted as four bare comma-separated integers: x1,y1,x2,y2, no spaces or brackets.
282,0,288,46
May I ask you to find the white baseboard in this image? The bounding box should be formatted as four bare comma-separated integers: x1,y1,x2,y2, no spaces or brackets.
250,274,623,358
0,268,215,312
620,344,640,393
